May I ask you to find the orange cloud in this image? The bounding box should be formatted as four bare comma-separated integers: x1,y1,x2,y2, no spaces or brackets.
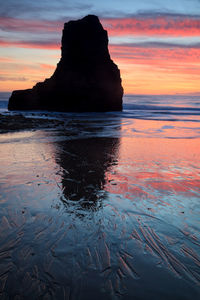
0,59,57,92
0,57,14,62
107,44,200,94
40,63,55,70
1,43,200,94
1,14,200,94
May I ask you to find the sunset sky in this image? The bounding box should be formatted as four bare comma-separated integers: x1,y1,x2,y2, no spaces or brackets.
0,0,200,94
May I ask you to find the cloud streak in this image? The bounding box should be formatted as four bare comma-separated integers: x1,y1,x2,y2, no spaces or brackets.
1,9,200,94
109,44,200,66
0,38,59,49
102,14,200,37
1,13,200,37
0,17,62,33
0,76,27,81
0,0,93,19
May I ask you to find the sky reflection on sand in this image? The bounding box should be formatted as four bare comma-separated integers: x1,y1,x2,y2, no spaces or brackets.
0,117,200,299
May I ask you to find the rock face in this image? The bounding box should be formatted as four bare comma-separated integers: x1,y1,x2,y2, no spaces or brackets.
8,15,123,112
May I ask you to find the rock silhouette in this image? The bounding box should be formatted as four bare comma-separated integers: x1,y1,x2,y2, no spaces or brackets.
8,15,123,112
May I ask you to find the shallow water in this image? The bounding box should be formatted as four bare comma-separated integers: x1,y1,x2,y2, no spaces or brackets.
0,95,200,299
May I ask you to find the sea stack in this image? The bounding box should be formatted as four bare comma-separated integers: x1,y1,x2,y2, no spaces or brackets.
8,15,123,112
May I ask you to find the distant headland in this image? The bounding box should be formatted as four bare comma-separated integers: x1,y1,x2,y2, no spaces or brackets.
8,15,123,112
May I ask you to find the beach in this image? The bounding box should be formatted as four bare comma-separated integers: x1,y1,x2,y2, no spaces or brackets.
0,95,200,299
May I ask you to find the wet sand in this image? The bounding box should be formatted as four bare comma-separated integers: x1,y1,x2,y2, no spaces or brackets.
0,114,200,299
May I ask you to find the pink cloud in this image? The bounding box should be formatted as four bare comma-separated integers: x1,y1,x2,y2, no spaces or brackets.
109,44,200,65
1,15,200,37
102,15,200,37
0,39,59,49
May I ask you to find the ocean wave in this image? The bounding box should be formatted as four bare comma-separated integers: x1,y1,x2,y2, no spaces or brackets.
0,94,200,123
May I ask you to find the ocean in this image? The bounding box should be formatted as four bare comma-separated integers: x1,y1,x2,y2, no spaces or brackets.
0,93,200,299
1,93,200,119
1,93,200,139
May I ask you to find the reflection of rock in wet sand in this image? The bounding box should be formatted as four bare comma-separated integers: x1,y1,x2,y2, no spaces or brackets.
55,137,120,210
1,126,200,299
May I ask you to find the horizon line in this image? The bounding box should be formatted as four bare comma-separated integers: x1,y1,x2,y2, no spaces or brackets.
0,91,200,98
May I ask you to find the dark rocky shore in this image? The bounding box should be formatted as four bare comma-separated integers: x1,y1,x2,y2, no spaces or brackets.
8,15,123,112
0,114,64,133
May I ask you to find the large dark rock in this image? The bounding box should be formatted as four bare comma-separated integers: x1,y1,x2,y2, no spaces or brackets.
8,15,123,112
